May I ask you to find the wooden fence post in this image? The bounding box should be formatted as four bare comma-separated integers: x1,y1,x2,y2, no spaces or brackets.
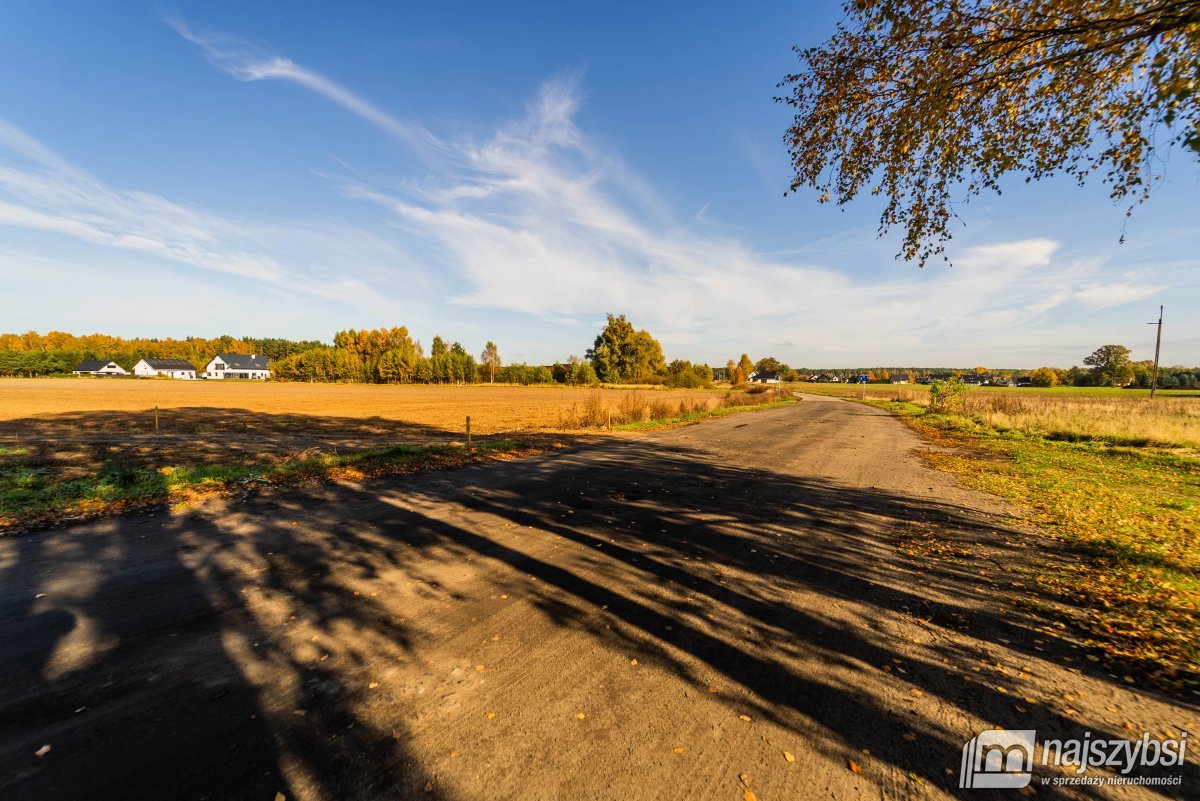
466,415,471,447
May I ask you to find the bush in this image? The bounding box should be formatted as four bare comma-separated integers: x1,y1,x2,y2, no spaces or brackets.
928,378,969,414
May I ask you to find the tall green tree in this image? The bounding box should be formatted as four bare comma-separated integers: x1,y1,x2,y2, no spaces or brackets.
779,0,1200,266
1084,344,1135,387
586,314,666,383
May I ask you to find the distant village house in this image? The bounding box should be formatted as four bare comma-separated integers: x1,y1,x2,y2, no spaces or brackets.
205,353,270,380
749,370,781,384
133,358,197,380
71,360,128,376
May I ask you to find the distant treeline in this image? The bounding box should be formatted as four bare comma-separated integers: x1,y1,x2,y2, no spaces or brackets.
275,328,603,385
7,325,1190,389
0,331,324,376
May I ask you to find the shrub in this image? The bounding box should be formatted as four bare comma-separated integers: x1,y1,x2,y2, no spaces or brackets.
928,378,968,414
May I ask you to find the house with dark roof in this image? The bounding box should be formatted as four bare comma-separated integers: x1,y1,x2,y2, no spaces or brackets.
749,370,781,384
71,360,128,376
133,358,197,380
204,353,270,380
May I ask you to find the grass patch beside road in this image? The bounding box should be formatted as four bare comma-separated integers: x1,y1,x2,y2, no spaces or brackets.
0,440,533,534
828,390,1200,690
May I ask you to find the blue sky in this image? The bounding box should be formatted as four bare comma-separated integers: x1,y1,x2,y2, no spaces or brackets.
0,1,1196,368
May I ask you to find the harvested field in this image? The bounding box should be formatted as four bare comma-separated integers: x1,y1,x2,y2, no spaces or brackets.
0,379,765,528
0,378,730,433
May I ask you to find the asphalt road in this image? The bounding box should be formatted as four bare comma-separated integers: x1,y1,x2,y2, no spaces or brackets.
1,395,1195,800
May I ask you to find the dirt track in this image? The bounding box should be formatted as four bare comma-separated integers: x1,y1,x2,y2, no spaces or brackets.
1,395,1196,800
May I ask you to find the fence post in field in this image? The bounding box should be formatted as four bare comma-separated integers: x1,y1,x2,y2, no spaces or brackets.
466,415,471,447
154,406,159,433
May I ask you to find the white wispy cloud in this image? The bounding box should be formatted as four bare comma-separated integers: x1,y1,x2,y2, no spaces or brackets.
2,19,1177,363
167,17,434,151
0,119,285,282
0,117,417,313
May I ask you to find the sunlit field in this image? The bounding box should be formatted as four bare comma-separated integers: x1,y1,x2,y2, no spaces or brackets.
796,382,1200,449
0,378,789,530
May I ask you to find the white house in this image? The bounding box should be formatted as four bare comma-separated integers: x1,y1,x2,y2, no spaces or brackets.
749,370,781,384
72,360,128,376
205,353,270,380
133,358,197,380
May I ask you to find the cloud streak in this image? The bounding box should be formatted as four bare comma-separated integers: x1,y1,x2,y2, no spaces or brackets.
168,17,433,151
2,19,1179,364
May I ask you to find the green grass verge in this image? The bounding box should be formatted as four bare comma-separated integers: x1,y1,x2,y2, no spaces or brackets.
0,440,527,533
855,396,1200,688
611,397,797,431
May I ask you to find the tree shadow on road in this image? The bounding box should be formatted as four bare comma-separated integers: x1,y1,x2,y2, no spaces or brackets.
2,428,1196,799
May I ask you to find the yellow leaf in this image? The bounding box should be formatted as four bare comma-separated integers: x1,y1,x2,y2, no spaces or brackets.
739,714,752,722
576,712,586,720
630,659,638,666
368,681,380,689
743,792,757,801
673,746,684,754
739,772,751,786
486,712,495,719
784,751,795,763
849,759,862,773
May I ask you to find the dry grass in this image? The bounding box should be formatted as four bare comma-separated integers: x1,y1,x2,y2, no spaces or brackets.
959,393,1200,448
557,388,789,428
796,382,1200,449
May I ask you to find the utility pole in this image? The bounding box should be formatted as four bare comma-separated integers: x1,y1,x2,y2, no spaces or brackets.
1148,305,1163,400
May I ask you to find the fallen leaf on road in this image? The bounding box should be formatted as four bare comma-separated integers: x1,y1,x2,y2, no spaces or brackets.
849,759,862,773
673,746,684,754
902,733,917,742
784,751,795,763
910,689,924,697
275,793,285,801
474,664,486,672
576,712,586,720
486,712,495,719
739,772,751,786
707,686,718,693
368,682,380,689
35,744,51,757
738,714,752,722
742,792,756,801
630,659,638,666
500,594,508,599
